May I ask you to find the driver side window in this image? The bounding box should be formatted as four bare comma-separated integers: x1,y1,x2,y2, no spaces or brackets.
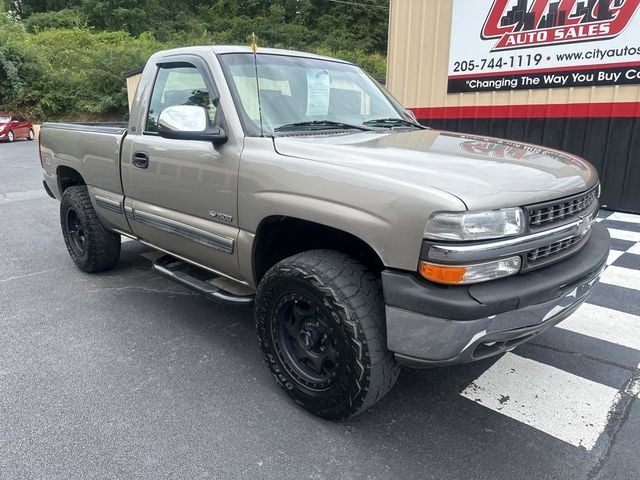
146,65,217,133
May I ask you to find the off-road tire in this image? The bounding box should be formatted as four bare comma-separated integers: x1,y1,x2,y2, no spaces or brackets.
60,185,121,272
255,249,400,420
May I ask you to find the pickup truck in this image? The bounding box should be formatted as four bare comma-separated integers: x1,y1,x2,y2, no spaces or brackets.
40,46,610,420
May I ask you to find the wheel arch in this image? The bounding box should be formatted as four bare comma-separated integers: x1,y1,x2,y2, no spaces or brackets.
252,215,385,285
57,166,86,195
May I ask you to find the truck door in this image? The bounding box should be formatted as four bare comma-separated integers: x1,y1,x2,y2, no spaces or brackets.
121,57,243,280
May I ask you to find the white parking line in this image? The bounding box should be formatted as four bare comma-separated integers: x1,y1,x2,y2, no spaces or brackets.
628,243,640,256
600,265,640,292
608,228,640,242
556,303,640,351
460,353,619,450
607,250,625,266
607,212,640,224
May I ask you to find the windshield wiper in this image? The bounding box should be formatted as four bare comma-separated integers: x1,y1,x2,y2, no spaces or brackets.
363,118,425,129
274,120,374,133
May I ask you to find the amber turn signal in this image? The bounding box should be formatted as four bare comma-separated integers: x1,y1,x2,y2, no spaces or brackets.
419,262,466,285
419,257,522,285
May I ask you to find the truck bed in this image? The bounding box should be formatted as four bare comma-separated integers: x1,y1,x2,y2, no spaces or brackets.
40,122,128,198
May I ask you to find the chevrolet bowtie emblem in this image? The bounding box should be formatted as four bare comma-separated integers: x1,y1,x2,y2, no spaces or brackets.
576,215,592,237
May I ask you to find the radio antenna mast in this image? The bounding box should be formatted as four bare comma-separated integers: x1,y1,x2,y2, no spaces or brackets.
251,32,264,137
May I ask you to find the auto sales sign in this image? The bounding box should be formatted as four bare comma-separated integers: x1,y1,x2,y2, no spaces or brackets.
448,0,640,92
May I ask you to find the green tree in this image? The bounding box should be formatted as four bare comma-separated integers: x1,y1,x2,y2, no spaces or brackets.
0,0,391,120
24,8,87,32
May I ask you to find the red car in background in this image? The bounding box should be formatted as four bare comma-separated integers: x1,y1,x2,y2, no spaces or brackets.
0,113,34,142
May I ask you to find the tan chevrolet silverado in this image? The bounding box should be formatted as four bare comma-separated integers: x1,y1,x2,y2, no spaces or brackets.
39,46,610,419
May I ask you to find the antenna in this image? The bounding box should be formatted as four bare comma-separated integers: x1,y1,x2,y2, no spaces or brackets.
251,32,264,137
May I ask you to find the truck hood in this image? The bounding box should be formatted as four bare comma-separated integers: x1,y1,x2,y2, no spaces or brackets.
273,129,598,211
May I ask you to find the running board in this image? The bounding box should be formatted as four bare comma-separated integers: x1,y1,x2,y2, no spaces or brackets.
152,254,254,306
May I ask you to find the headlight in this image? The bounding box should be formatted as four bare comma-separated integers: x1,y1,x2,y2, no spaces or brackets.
419,257,522,285
425,208,525,241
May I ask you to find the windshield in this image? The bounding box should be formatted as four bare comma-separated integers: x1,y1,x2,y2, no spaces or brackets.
219,53,405,136
0,116,10,124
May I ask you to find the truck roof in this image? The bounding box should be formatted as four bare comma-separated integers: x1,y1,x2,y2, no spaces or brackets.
154,45,352,65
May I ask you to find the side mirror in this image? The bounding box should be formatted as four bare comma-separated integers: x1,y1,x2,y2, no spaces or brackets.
157,105,228,144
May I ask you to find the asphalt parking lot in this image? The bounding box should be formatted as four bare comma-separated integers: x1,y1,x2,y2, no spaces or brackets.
2,140,640,480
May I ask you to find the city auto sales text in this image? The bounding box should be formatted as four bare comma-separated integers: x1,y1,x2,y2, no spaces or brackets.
504,23,609,47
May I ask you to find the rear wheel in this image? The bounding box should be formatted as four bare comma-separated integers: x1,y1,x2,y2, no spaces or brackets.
7,131,14,142
28,129,34,141
255,249,399,420
60,185,121,272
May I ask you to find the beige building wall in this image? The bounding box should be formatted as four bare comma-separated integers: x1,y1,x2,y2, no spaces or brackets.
387,0,640,109
126,74,142,111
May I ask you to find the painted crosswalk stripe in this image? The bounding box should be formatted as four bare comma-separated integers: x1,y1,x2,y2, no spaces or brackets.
629,243,640,256
607,228,640,242
460,352,619,450
600,265,640,292
603,220,640,234
610,238,637,252
607,212,640,224
629,365,640,399
556,303,640,351
607,250,625,266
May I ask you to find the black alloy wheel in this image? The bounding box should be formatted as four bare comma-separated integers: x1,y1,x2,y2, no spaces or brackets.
255,249,400,420
65,209,88,257
60,185,121,272
273,292,342,391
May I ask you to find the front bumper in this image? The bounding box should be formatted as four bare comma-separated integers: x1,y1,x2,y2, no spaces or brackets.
382,222,610,368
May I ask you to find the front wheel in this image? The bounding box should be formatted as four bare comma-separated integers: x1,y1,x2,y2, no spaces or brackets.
60,185,121,272
255,250,400,420
7,130,14,142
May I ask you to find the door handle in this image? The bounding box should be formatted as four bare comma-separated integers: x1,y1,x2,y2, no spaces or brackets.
133,152,149,169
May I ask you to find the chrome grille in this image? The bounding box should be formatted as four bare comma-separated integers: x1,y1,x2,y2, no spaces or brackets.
528,189,597,228
527,234,584,263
